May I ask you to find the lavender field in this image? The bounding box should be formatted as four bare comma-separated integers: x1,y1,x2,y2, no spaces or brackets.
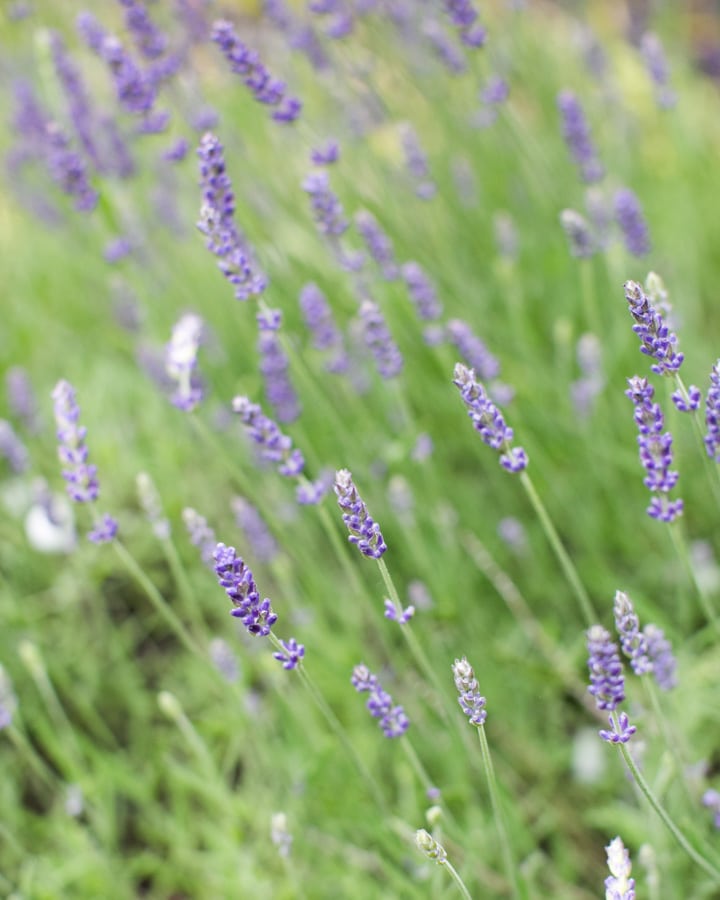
2,1,720,897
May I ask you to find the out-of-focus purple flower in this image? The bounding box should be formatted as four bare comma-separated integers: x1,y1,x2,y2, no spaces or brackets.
400,124,436,199
121,0,168,60
176,0,210,43
384,598,415,624
190,106,219,131
183,507,217,567
310,140,339,166
302,170,349,236
359,300,403,379
88,513,119,544
641,33,676,109
0,420,28,473
232,396,305,477
624,281,682,375
334,468,387,558
571,333,604,419
626,375,683,522
613,590,651,675
0,666,17,731
138,109,171,134
165,313,204,412
615,190,650,257
411,433,434,462
211,20,301,122
273,637,305,670
299,283,348,372
50,31,102,171
423,20,466,74
702,790,720,829
209,637,240,682
604,837,636,898
76,11,105,53
643,623,677,690
257,309,300,424
355,210,398,280
482,75,509,105
494,211,519,259
452,656,487,726
443,0,485,47
6,367,40,433
454,363,527,472
497,516,527,553
101,116,135,178
599,711,636,744
136,472,171,540
213,542,277,635
402,262,442,321
557,90,604,183
52,380,99,504
704,361,720,461
45,123,98,212
309,0,354,39
104,236,132,263
447,320,500,381
351,664,409,738
231,495,278,563
296,470,333,505
586,625,625,711
560,209,596,258
197,133,267,300
671,384,701,413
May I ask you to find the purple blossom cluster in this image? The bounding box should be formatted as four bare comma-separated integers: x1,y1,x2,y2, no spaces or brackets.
423,21,466,75
401,262,443,321
334,469,387,558
400,124,436,199
302,170,349,237
613,591,651,675
308,0,353,40
211,20,301,123
453,363,528,473
197,133,267,300
121,0,168,61
296,470,333,506
557,91,604,183
213,542,277,635
560,209,595,259
641,33,676,109
704,361,720,461
586,625,636,745
232,396,305,477
615,190,650,257
299,283,348,373
231,496,278,563
182,507,217,567
45,123,98,212
351,664,409,738
442,0,486,48
447,320,500,381
604,837,636,900
624,280,683,375
643,624,677,690
625,376,683,522
452,657,487,726
384,598,415,624
257,309,300,424
359,300,403,380
165,313,204,412
0,420,28,473
355,210,398,280
310,140,339,166
6,367,40,433
50,31,102,172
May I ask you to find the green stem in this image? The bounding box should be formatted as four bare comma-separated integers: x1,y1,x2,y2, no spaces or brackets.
519,471,596,626
617,736,720,882
7,725,57,788
667,522,720,636
673,373,720,507
442,860,474,900
161,535,207,636
477,727,524,900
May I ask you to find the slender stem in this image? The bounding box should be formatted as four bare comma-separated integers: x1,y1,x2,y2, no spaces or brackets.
673,373,720,507
112,540,204,658
7,725,57,788
519,471,596,626
617,738,720,882
442,860,474,900
162,536,207,636
477,727,524,900
667,522,720,635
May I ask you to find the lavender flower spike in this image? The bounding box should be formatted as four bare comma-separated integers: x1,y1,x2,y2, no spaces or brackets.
416,829,447,864
586,625,625,711
613,590,651,675
351,664,409,738
299,283,347,372
643,623,677,690
641,33,676,109
0,420,29,473
355,210,398,280
605,836,636,898
624,280,683,375
599,711,637,745
302,170,348,236
452,657,487,726
704,360,720,461
560,209,595,259
272,637,305,670
453,363,528,473
213,542,277,635
257,308,300,424
182,507,217,567
615,189,650,257
557,90,604,183
626,376,683,523
232,396,305,477
334,469,387,558
165,313,204,411
359,300,403,380
401,262,443,321
52,380,99,503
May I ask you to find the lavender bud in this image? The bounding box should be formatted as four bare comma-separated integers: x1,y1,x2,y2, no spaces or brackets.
6,367,40,433
310,140,339,165
402,262,443,321
355,210,398,280
423,20,466,75
599,711,636,745
231,496,278,563
232,397,305,477
52,380,99,503
182,507,217,567
643,624,677,690
615,189,650,257
613,591,651,675
296,470,333,505
213,542,277,635
299,283,347,372
400,124,436,199
497,516,527,553
442,0,485,48
384,598,415,624
45,122,98,212
257,309,300,424
165,313,204,412
702,790,720,830
415,829,447,864
452,656,487,726
272,637,305,670
624,280,682,375
671,385,701,412
87,513,119,544
162,137,189,163
122,0,168,60
0,420,29,473
447,320,500,381
453,363,528,473
641,33,676,109
334,469,387,558
586,625,625,711
351,664,409,738
604,836,636,897
557,90,604,183
302,170,349,236
358,300,403,379
560,209,596,258
704,361,720,461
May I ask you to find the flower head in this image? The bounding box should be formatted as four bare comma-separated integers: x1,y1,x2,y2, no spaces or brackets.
52,380,99,504
257,309,300,424
358,300,403,380
613,591,651,675
605,836,636,899
213,542,277,635
233,396,305,477
452,657,487,726
165,313,204,411
624,280,683,375
272,637,305,670
643,623,677,690
599,711,637,744
704,361,720,461
557,90,604,183
334,469,387,558
586,625,625,711
351,664,409,738
615,190,650,257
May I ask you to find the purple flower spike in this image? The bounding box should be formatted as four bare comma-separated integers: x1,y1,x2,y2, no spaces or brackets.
182,507,217,568
613,591,651,675
50,32,102,172
165,313,204,412
641,33,676,109
452,657,487,726
400,124,436,199
586,625,625,711
334,469,387,558
299,283,347,372
355,210,398,280
296,470,333,505
626,376,683,523
213,542,277,636
624,281,683,375
211,20,301,122
384,598,415,624
447,320,500,381
359,300,403,380
45,123,98,212
453,363,528,473
672,385,701,412
605,836,636,899
560,209,596,258
6,367,40,433
615,189,650,257
402,262,443,321
302,170,349,236
257,309,300,424
704,361,720,461
231,496,278,563
232,396,305,477
88,513,119,544
122,0,168,60
599,711,636,744
273,637,305,670
443,0,485,49
557,90,604,183
52,380,99,504
643,624,677,690
0,420,29,473
351,664,409,738
310,140,339,166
